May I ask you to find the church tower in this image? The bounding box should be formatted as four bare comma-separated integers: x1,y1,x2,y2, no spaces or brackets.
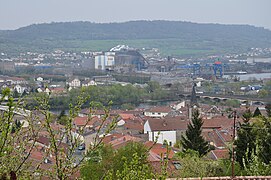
189,83,200,120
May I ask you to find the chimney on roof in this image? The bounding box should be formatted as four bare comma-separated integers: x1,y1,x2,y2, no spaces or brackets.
162,120,167,127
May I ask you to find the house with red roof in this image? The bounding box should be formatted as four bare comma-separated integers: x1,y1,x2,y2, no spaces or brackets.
145,141,181,178
73,116,101,131
144,116,188,146
115,115,145,135
202,115,234,131
103,134,144,149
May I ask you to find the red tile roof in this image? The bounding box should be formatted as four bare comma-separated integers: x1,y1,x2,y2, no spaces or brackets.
145,106,172,113
73,116,100,127
146,117,188,131
145,141,175,160
102,133,124,144
51,88,66,93
150,160,180,178
37,136,50,147
218,129,233,142
124,121,144,131
108,135,143,149
202,130,226,148
80,108,123,116
119,113,135,120
123,117,144,131
202,116,234,130
210,149,230,160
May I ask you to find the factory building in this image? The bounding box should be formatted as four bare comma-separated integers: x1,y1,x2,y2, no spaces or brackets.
94,52,115,70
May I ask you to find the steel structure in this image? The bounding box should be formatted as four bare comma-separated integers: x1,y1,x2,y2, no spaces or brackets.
175,64,201,75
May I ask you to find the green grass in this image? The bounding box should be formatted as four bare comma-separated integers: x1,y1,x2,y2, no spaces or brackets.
0,38,235,57
60,38,220,57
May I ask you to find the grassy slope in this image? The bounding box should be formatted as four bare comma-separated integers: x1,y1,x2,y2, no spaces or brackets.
0,38,227,57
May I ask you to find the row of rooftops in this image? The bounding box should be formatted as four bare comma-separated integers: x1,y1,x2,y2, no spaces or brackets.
7,96,268,178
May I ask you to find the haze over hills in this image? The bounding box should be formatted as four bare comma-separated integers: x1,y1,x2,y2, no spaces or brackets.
1,20,271,56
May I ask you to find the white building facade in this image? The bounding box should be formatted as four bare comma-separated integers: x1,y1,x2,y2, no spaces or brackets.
68,78,81,88
94,52,115,70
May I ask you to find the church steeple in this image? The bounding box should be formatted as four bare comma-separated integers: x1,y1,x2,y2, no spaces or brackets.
190,83,198,107
188,82,199,120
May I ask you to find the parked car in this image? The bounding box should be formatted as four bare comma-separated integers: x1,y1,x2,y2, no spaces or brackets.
78,143,85,151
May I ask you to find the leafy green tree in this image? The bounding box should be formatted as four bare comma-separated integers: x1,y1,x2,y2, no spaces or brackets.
226,99,240,108
33,90,117,179
256,116,271,164
81,144,115,179
112,142,149,176
253,107,262,117
146,81,161,93
81,142,152,180
181,109,209,157
175,150,223,178
244,151,271,176
258,89,268,98
121,103,135,110
1,87,118,179
105,153,153,180
0,88,36,179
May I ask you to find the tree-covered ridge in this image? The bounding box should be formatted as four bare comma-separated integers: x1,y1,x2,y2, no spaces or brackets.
1,20,271,55
2,21,271,41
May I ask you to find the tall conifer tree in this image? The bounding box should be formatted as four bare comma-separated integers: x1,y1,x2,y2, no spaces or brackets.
253,107,262,117
265,103,271,117
181,109,209,157
234,108,256,168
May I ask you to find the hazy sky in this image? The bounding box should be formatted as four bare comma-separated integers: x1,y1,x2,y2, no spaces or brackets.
0,0,270,30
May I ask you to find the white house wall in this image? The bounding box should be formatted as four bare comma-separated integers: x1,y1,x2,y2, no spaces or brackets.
173,101,186,110
69,79,81,88
148,131,176,146
144,112,168,118
143,120,151,134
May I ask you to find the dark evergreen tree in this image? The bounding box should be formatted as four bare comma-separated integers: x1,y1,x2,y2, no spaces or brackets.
58,109,65,120
265,103,271,117
13,89,19,98
234,109,256,168
181,109,209,157
21,90,27,97
11,120,22,133
58,109,68,125
253,107,262,117
242,108,252,123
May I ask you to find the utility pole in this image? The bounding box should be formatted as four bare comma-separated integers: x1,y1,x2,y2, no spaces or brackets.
231,110,237,179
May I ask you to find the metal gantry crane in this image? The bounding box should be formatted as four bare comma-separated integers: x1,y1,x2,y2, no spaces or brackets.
175,63,201,76
213,61,223,78
175,61,228,78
